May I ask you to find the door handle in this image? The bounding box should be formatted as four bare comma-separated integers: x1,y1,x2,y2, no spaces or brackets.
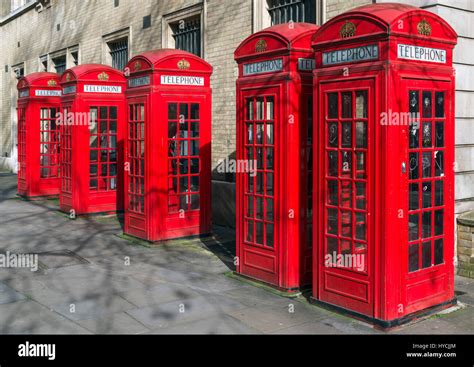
401,162,407,174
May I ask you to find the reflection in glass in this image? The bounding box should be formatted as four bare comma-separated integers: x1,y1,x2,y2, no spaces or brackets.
340,180,351,208
409,214,419,241
266,97,274,120
435,92,445,118
356,122,367,148
409,121,419,149
355,212,366,241
328,151,338,177
327,237,338,256
409,91,419,115
342,92,352,118
422,122,432,148
435,151,444,177
356,90,368,118
356,182,366,210
409,183,419,211
341,211,352,238
247,100,253,121
328,93,338,118
409,244,419,272
409,153,419,179
422,242,432,269
422,182,432,209
422,91,432,117
422,152,432,178
328,180,338,206
422,211,432,239
246,221,254,243
435,239,444,265
435,122,444,147
328,122,338,147
341,122,352,147
327,208,338,235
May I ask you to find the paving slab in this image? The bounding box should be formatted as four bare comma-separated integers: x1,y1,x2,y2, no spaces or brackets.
0,282,27,304
76,312,150,334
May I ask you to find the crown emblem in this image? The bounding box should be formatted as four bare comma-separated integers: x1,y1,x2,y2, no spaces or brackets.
417,19,432,36
98,72,110,81
65,73,72,82
255,39,267,53
177,59,191,70
18,80,26,88
47,79,57,87
340,22,356,38
134,61,142,71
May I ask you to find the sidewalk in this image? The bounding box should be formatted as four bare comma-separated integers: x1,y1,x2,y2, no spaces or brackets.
0,173,472,334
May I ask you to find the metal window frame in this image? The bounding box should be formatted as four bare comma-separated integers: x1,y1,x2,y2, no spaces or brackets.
108,38,129,71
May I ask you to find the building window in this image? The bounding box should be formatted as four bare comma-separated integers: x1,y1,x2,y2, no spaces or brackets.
171,18,201,57
253,0,323,31
107,38,128,71
162,4,204,58
268,0,315,24
13,63,24,79
11,0,33,12
52,55,66,74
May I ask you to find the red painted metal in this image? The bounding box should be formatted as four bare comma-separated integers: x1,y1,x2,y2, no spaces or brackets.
235,23,319,291
123,49,213,242
59,64,126,215
17,73,62,199
312,3,457,324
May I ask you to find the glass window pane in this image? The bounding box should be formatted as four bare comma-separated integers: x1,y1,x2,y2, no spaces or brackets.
328,151,338,177
435,151,444,177
328,93,338,119
409,121,420,149
247,196,253,217
341,151,352,177
266,198,274,221
327,208,338,235
191,122,199,138
266,223,274,248
422,212,432,239
266,173,274,195
356,90,368,118
409,214,419,241
422,182,432,209
422,152,432,178
435,210,444,236
435,122,444,148
246,221,254,243
356,122,367,148
191,104,200,119
266,97,274,120
409,91,419,115
340,180,351,208
179,104,189,120
256,197,263,219
168,103,178,119
266,124,274,145
256,98,264,120
435,92,445,118
342,92,352,118
409,153,419,180
256,222,264,245
355,212,366,241
327,180,338,206
435,181,444,206
422,122,432,148
327,237,338,256
409,244,419,272
422,91,432,117
256,124,264,144
341,122,352,148
356,182,366,210
341,211,352,238
328,122,338,147
422,241,432,269
246,100,253,121
409,183,419,211
434,239,444,265
100,106,108,119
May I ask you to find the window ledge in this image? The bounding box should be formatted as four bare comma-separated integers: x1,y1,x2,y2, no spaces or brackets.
0,1,38,26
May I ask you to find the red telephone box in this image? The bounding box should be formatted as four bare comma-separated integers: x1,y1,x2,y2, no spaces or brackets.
123,50,212,241
59,64,126,215
234,23,318,292
17,73,62,199
312,4,457,326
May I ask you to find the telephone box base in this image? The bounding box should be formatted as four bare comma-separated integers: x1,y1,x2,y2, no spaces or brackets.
228,272,306,298
309,297,458,330
17,194,58,201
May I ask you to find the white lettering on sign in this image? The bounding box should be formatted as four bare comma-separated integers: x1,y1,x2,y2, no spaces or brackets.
397,44,446,64
323,45,379,66
298,58,315,71
160,75,204,86
19,90,29,98
35,90,62,97
62,86,76,95
243,59,283,76
128,76,151,88
84,85,122,93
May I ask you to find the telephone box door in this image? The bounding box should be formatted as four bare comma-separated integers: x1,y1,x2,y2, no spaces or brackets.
318,79,375,316
401,79,454,313
164,96,211,236
238,87,279,285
